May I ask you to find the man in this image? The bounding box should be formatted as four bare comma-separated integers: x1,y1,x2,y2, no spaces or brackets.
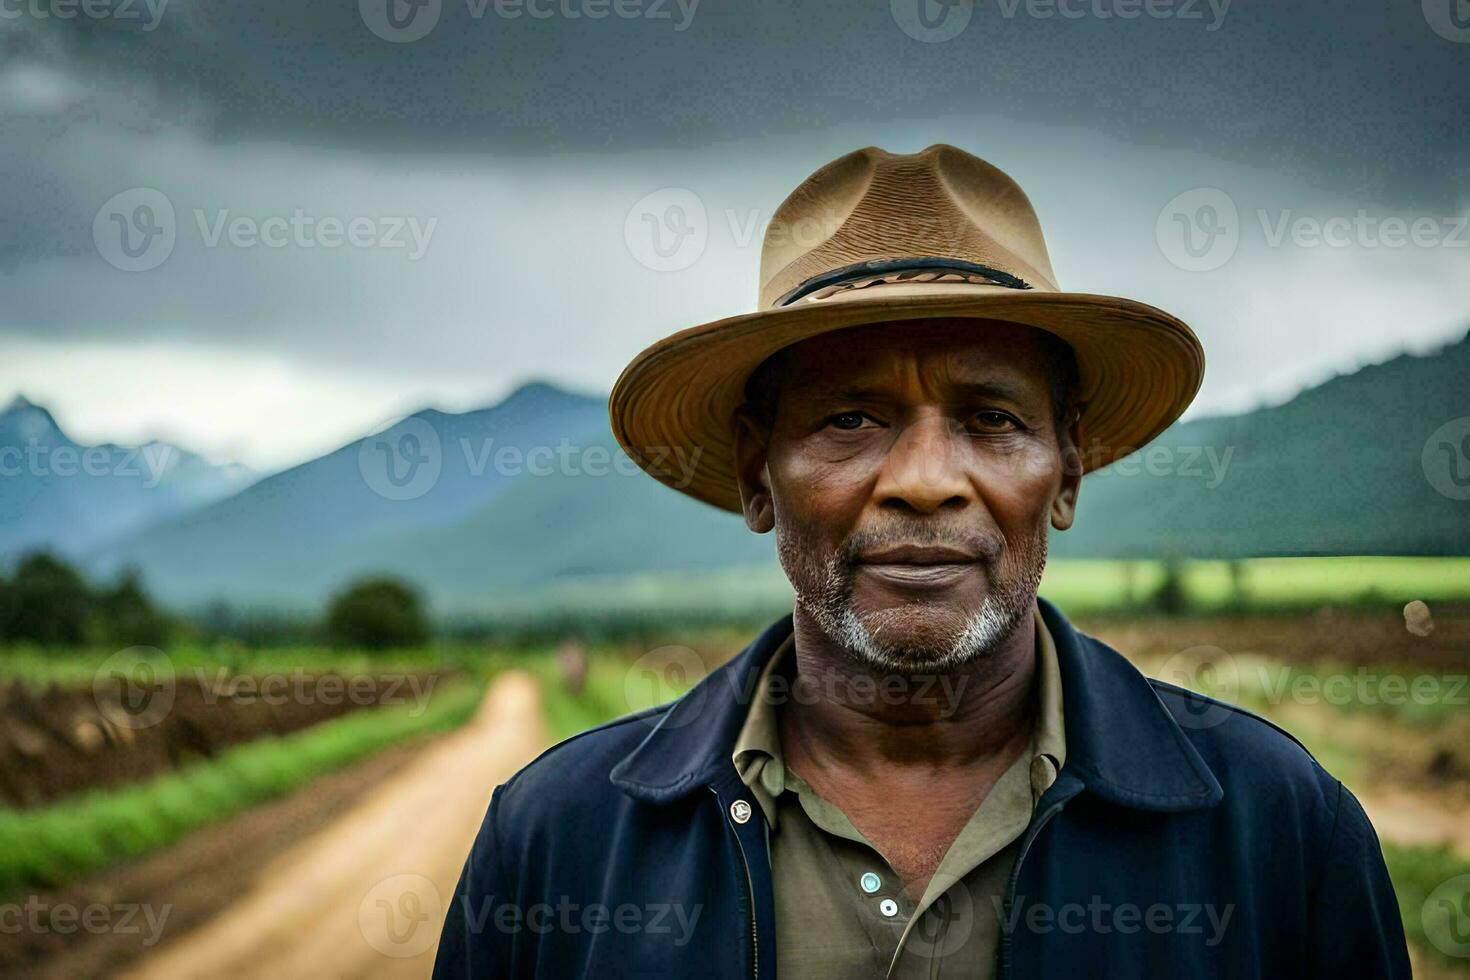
434,145,1410,978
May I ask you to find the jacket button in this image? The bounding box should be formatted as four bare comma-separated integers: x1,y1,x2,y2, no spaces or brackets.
729,800,753,824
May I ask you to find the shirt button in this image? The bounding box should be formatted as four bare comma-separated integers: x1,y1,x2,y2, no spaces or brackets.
729,800,753,824
859,872,882,894
879,898,899,917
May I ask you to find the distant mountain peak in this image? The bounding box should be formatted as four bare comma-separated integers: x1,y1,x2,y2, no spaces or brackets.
500,379,600,407
403,381,601,429
0,395,258,564
0,393,63,442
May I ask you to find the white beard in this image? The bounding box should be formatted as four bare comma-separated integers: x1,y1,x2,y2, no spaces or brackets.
823,594,1021,672
781,524,1048,673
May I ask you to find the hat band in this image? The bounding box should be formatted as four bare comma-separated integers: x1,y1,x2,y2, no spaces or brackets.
773,256,1033,307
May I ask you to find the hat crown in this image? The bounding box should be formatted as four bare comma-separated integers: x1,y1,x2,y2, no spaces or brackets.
758,144,1060,310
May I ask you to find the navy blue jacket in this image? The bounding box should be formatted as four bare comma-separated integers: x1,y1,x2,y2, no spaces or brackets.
434,599,1411,978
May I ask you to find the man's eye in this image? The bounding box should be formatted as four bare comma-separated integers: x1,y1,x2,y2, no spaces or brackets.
972,411,1020,431
828,411,870,431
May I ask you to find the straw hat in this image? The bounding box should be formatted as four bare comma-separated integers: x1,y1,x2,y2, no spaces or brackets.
610,143,1205,513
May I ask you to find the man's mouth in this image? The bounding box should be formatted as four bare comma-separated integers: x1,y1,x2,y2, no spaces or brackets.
852,543,985,589
856,543,982,565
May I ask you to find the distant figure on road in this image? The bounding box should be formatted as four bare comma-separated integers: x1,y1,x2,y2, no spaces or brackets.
554,641,587,696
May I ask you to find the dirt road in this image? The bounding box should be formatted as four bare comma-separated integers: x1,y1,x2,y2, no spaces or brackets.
122,669,548,980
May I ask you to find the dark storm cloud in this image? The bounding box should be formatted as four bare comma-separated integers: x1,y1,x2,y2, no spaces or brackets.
7,0,1468,206
2,0,1467,470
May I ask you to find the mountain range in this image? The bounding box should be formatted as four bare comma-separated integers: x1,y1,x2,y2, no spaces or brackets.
6,330,1467,612
0,396,254,561
86,382,772,611
1058,330,1470,559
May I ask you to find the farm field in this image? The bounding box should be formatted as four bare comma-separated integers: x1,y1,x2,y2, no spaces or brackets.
455,556,1470,632
0,556,1467,975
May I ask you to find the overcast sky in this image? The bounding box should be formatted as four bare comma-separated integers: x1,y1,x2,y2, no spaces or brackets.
2,0,1467,469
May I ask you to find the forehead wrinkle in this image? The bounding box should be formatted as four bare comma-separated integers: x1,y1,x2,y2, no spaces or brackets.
787,339,1046,407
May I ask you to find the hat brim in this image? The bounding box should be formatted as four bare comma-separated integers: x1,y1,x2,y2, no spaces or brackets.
609,282,1205,513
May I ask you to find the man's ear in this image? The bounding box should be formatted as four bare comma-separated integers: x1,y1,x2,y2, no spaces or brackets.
732,406,775,533
1051,408,1083,531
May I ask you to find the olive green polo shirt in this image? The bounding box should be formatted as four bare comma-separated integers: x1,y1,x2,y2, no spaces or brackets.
731,607,1066,978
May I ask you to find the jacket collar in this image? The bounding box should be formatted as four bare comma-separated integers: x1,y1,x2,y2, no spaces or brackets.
609,597,1223,812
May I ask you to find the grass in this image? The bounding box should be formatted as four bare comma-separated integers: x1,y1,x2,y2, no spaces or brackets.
1383,843,1470,974
1039,556,1470,615
532,649,691,742
0,680,484,900
0,640,487,689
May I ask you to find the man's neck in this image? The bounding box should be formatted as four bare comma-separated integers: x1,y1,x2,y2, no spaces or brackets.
779,604,1039,779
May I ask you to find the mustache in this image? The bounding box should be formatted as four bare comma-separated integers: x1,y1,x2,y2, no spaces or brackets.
839,522,1005,565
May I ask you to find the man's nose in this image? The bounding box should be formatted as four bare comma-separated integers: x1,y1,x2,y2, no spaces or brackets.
872,415,975,514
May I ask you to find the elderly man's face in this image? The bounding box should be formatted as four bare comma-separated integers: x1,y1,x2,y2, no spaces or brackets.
734,318,1081,672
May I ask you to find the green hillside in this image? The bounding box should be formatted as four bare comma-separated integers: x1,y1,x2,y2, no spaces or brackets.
88,331,1470,611
1054,329,1470,558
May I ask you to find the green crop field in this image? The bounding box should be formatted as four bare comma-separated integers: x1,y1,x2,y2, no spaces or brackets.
3,556,1469,970
0,680,485,899
444,556,1470,636
1041,556,1470,614
0,641,474,688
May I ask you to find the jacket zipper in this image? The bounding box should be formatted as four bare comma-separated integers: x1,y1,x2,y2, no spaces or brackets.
712,786,759,979
997,798,1067,979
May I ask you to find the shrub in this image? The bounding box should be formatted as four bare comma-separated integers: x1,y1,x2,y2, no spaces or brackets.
95,568,172,647
1152,557,1189,616
325,576,429,650
2,552,92,645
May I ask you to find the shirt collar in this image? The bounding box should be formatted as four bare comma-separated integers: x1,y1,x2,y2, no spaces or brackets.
730,631,793,827
610,597,1223,813
1032,604,1066,783
729,606,1069,828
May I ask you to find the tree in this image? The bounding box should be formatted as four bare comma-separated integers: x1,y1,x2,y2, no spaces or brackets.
0,571,13,636
3,552,92,644
325,576,429,650
96,568,172,647
1226,559,1250,612
1152,556,1189,617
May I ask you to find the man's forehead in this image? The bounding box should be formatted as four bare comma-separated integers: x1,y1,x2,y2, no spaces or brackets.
779,319,1054,393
